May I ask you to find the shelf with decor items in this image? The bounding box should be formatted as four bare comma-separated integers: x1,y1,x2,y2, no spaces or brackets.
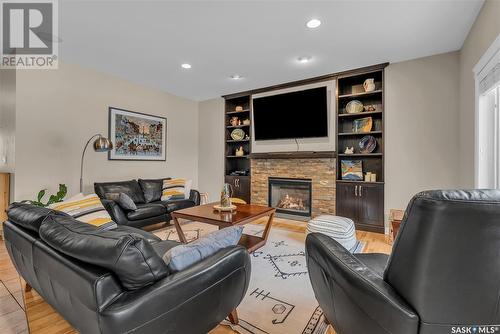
224,95,252,203
336,65,387,233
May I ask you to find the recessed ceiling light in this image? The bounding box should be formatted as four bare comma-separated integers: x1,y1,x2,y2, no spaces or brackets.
181,63,191,69
306,19,321,29
297,56,312,63
230,74,243,80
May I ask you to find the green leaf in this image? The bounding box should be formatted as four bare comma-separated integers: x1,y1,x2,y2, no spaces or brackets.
56,184,67,201
37,189,46,202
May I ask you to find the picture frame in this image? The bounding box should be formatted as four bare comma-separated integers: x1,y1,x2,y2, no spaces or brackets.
108,107,167,161
341,160,363,181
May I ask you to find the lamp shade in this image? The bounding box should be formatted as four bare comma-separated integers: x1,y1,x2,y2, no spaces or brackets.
93,136,113,152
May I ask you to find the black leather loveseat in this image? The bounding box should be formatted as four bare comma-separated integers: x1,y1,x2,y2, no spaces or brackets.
4,203,250,334
306,190,500,334
95,179,200,228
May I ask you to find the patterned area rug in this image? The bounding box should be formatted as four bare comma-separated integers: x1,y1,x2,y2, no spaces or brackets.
153,221,365,334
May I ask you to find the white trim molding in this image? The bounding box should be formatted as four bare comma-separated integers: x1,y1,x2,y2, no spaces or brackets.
474,33,500,187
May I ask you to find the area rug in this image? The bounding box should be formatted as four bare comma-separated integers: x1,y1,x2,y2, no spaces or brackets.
153,220,365,334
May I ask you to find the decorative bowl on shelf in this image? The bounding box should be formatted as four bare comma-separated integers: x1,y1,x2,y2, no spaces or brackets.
359,135,377,153
230,128,245,141
346,100,364,114
353,117,373,133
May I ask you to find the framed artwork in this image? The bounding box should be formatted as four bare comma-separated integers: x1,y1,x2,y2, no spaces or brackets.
108,107,166,161
341,160,363,181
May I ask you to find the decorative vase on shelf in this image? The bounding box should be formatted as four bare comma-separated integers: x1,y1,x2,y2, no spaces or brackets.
363,78,375,92
235,146,244,156
230,117,239,126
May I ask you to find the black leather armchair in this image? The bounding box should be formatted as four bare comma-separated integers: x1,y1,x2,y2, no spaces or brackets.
306,190,500,334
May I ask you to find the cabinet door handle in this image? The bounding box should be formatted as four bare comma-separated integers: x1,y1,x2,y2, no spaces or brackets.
355,185,358,197
359,185,362,197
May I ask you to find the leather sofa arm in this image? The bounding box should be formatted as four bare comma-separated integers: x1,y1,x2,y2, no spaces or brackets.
100,199,129,225
99,245,251,334
189,189,201,205
306,233,419,334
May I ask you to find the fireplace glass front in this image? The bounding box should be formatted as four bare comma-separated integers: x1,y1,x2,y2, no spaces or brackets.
268,177,312,219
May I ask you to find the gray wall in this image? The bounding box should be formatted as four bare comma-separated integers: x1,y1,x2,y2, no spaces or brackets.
458,0,500,187
198,98,224,201
0,69,16,174
15,62,199,201
385,52,461,220
0,69,16,202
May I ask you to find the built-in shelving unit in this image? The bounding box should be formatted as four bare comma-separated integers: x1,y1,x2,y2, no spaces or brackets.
221,63,388,225
335,65,387,233
223,95,252,203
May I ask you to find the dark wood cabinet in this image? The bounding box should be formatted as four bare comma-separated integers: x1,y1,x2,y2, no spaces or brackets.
336,182,384,233
225,175,251,204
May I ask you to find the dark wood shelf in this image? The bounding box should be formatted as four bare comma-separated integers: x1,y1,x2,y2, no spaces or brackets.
338,131,382,136
227,124,250,129
225,174,250,178
226,155,249,158
338,111,382,118
338,90,382,99
249,151,336,159
226,139,250,143
338,153,382,157
226,109,250,114
336,180,385,185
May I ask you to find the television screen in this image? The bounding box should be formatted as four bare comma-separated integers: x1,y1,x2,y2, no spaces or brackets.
252,86,328,141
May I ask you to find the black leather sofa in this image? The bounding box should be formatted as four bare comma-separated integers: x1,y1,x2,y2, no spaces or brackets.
306,189,500,334
95,179,200,228
4,203,250,334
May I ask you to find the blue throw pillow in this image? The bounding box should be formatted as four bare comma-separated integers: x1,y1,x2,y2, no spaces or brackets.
163,226,243,272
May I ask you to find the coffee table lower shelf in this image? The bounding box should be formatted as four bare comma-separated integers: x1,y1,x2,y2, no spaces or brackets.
238,234,266,253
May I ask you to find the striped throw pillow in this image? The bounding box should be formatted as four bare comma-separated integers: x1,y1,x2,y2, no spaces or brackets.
49,194,116,230
161,178,192,201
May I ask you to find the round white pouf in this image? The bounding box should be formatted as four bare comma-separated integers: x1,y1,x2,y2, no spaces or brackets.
307,215,357,251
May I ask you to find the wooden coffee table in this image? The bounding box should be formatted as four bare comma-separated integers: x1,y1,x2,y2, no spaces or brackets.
171,202,276,252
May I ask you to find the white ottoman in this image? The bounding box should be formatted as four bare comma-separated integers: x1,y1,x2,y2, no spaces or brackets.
307,215,357,251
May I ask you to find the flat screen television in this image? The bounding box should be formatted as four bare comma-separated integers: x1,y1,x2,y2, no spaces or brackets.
252,86,328,141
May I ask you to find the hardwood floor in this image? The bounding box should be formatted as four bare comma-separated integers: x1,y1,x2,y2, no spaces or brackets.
0,217,392,334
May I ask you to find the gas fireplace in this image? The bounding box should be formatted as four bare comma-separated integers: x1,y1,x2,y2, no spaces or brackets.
268,177,312,219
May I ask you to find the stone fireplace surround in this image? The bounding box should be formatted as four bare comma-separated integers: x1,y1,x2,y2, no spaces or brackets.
251,157,336,218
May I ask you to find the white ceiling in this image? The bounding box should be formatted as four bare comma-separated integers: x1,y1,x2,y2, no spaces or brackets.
59,0,484,101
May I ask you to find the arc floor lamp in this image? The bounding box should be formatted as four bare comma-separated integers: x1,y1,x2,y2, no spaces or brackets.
80,134,113,193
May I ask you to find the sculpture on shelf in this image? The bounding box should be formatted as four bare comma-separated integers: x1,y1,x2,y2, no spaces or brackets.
344,147,354,154
220,183,232,207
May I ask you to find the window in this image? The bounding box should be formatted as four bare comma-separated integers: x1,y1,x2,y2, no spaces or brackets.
475,34,500,188
477,85,499,188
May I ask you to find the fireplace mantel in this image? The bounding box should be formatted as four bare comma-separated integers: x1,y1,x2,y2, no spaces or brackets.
249,151,336,160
